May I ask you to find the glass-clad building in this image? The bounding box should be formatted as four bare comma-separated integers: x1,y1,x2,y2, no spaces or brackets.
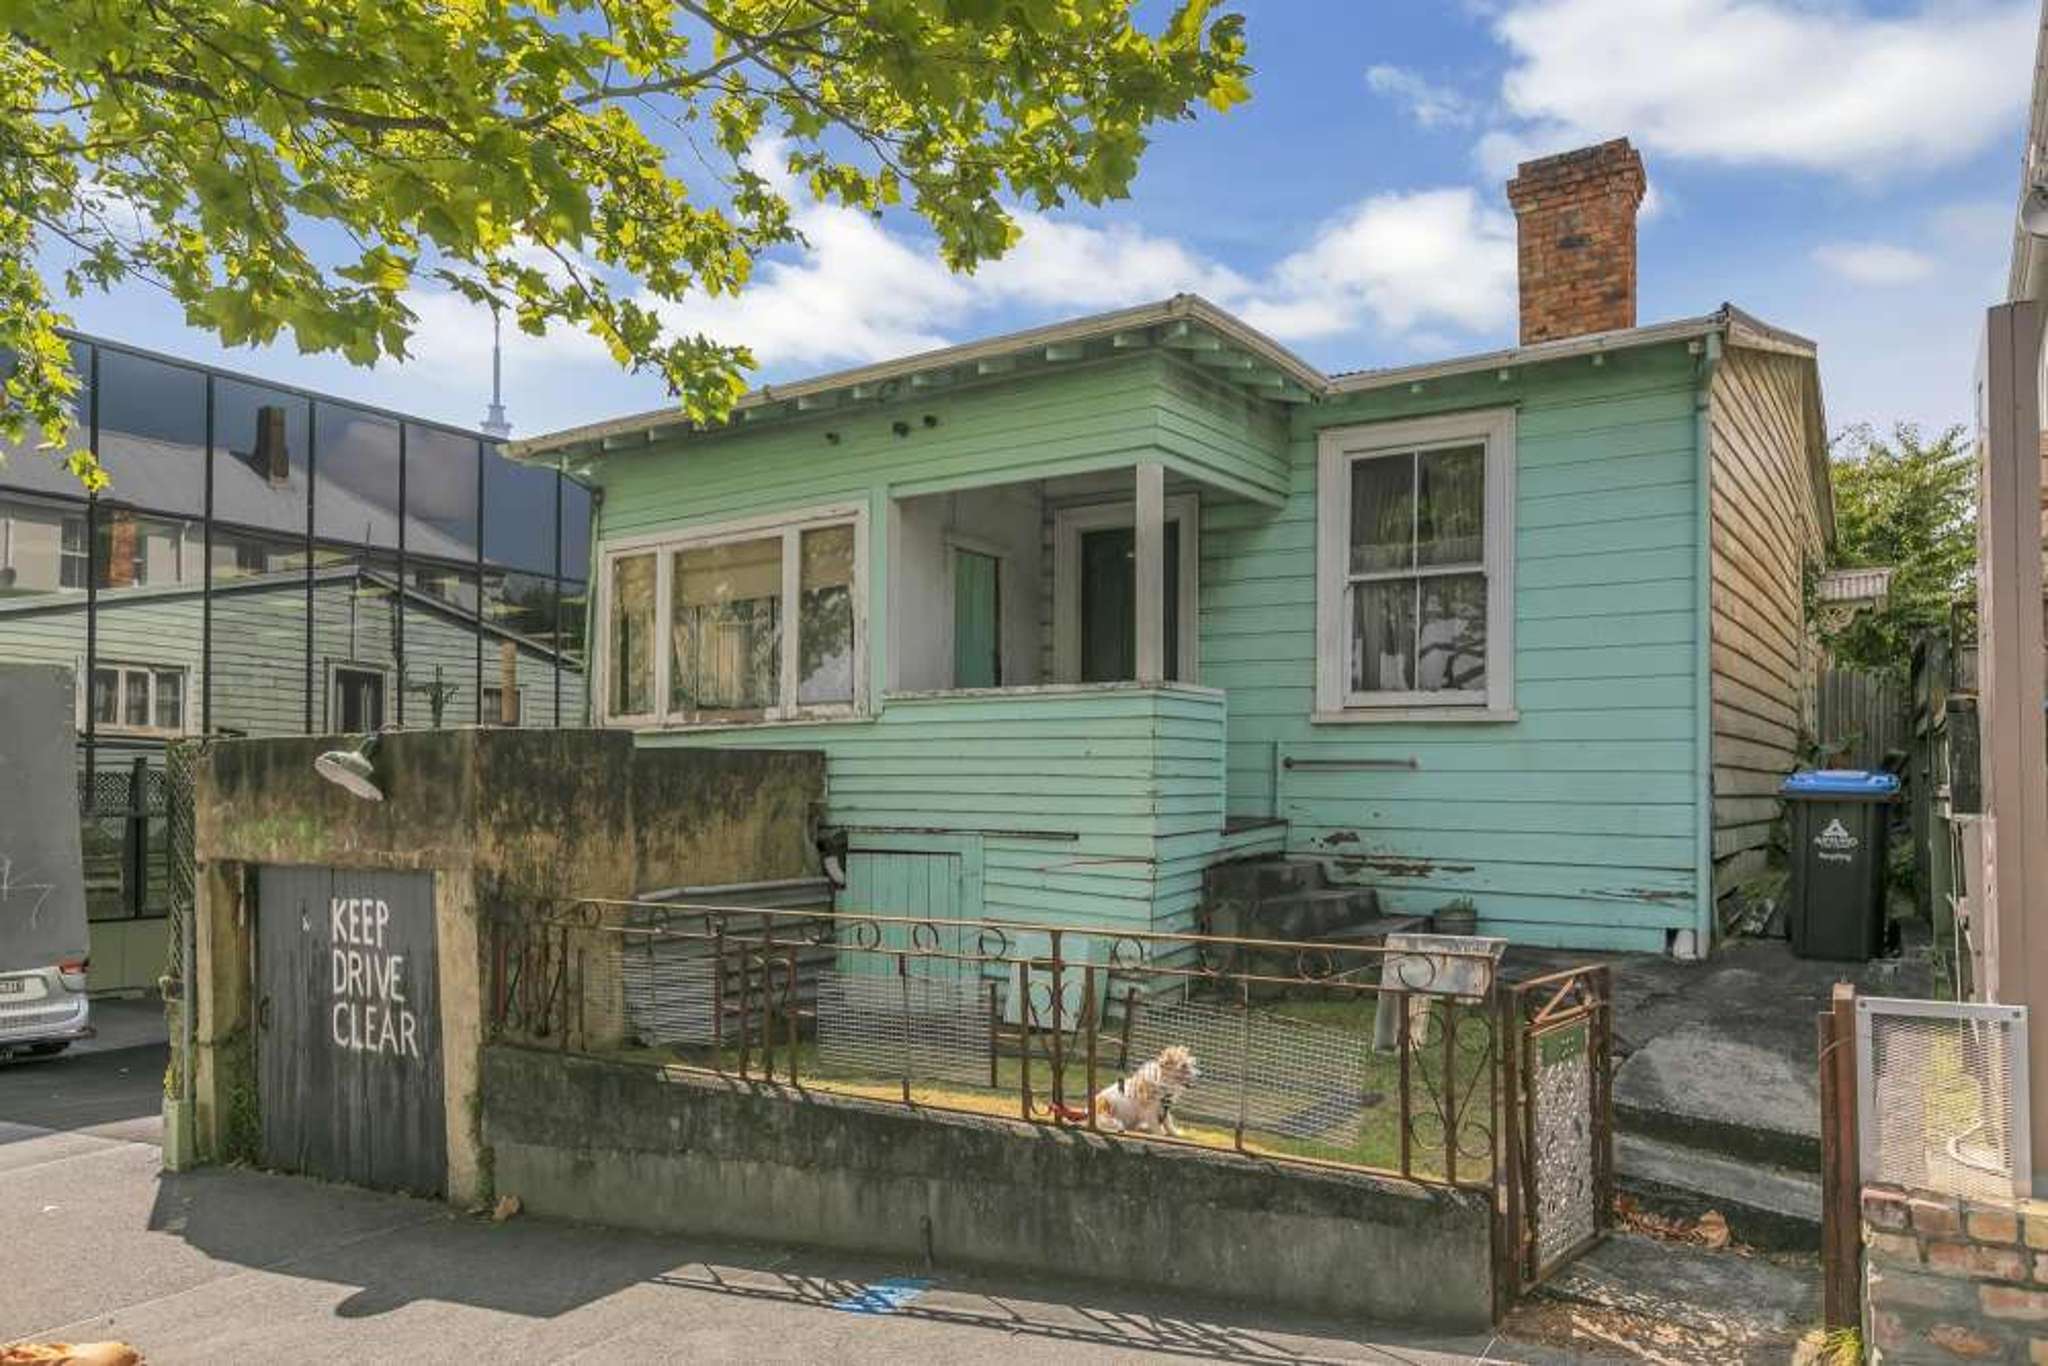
0,332,592,989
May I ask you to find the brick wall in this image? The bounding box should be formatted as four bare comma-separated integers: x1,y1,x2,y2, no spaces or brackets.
1864,1182,2048,1361
1505,138,1646,346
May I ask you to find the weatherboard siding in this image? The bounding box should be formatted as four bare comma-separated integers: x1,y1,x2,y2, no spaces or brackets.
1706,347,1825,892
590,351,1280,936
591,340,1726,950
0,578,575,737
594,349,1289,548
1205,344,1705,952
643,685,1227,933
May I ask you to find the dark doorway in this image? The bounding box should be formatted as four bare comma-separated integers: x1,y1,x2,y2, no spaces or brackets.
333,667,385,732
1078,522,1179,683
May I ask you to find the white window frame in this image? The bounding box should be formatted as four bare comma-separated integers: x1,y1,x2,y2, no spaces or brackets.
89,661,192,738
596,501,869,729
1051,494,1201,684
59,514,88,590
1315,409,1516,723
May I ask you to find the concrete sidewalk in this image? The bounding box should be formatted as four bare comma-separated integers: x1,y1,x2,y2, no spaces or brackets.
0,1039,1564,1364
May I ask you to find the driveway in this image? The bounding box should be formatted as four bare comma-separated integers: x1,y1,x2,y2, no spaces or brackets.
1,1031,1554,1363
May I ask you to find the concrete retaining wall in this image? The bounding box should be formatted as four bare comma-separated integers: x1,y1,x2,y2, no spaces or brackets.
482,1044,1498,1330
188,730,825,1203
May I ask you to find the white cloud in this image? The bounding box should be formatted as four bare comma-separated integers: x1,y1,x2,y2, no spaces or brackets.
972,211,1252,310
1246,188,1518,339
1812,242,1938,285
1366,65,1478,129
1488,0,2034,178
379,138,1523,430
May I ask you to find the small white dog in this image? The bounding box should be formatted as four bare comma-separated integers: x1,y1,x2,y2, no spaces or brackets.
1093,1045,1200,1135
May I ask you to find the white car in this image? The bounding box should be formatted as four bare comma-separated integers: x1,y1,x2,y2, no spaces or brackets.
0,960,93,1059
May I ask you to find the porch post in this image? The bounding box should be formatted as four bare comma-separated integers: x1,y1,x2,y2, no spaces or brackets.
1135,462,1165,684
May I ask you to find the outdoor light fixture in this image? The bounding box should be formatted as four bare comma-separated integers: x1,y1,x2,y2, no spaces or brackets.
314,733,385,802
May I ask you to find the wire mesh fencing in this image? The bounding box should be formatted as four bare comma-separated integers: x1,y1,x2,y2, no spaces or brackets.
1857,996,2030,1201
484,897,1517,1188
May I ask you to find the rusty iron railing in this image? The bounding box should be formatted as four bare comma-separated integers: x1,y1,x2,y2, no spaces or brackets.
486,897,1520,1190
1498,964,1614,1297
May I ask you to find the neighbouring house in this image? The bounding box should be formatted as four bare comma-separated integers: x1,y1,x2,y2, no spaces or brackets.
0,331,594,992
0,563,582,989
516,138,1833,957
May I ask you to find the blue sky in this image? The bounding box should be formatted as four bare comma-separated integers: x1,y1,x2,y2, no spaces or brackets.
55,0,2039,442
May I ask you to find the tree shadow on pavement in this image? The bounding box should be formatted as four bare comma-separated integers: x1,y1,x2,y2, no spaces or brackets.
144,1164,1498,1361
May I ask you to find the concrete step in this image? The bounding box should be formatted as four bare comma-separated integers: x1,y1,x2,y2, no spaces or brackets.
1611,1020,1822,1173
1252,888,1379,941
1204,856,1328,903
1538,1231,1819,1354
1615,1132,1822,1252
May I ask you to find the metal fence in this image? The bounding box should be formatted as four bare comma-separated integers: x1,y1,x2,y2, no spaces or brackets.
1856,996,2030,1201
485,897,1534,1188
78,756,175,921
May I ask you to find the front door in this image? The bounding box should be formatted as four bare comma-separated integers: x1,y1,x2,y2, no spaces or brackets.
1079,522,1180,682
256,865,444,1195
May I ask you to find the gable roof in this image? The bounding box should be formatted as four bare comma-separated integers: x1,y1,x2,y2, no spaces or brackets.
512,296,1819,470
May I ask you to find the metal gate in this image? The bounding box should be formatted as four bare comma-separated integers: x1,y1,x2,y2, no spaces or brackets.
1500,965,1614,1297
256,865,445,1195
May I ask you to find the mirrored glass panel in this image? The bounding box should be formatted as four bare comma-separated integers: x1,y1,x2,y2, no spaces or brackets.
95,347,205,515
483,570,555,644
94,508,202,592
0,340,96,498
213,378,310,535
482,456,557,575
395,569,478,727
405,425,479,563
210,528,311,583
0,493,88,595
313,403,400,550
560,476,591,579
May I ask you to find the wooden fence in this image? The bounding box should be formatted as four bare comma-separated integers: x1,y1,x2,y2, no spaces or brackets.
1815,667,1908,771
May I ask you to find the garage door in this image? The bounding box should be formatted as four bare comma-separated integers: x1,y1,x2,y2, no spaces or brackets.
256,865,444,1195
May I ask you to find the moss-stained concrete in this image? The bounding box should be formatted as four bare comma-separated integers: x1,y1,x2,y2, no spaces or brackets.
482,1044,1498,1330
633,747,823,892
188,729,823,1206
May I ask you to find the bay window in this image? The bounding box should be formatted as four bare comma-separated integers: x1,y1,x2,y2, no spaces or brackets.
602,504,865,726
1315,409,1515,721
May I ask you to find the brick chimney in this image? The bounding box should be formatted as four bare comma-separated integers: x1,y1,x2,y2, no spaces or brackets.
1505,138,1647,345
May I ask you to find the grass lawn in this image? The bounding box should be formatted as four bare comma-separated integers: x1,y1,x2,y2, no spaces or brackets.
605,990,1500,1184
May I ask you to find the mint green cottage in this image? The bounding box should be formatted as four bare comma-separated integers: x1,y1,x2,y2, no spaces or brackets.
521,140,1831,957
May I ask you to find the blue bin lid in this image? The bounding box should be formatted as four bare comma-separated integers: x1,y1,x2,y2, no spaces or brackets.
1780,769,1900,796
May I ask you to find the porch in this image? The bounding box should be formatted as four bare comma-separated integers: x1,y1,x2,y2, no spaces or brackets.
638,457,1293,936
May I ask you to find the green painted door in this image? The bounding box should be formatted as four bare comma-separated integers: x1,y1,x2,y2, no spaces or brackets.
952,550,1000,689
839,833,984,982
1079,522,1179,681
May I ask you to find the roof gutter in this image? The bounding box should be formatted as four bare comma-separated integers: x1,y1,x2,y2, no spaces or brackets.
515,299,1816,462
1324,309,1786,398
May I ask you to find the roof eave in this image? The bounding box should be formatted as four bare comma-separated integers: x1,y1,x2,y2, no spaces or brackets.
510,294,1325,463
